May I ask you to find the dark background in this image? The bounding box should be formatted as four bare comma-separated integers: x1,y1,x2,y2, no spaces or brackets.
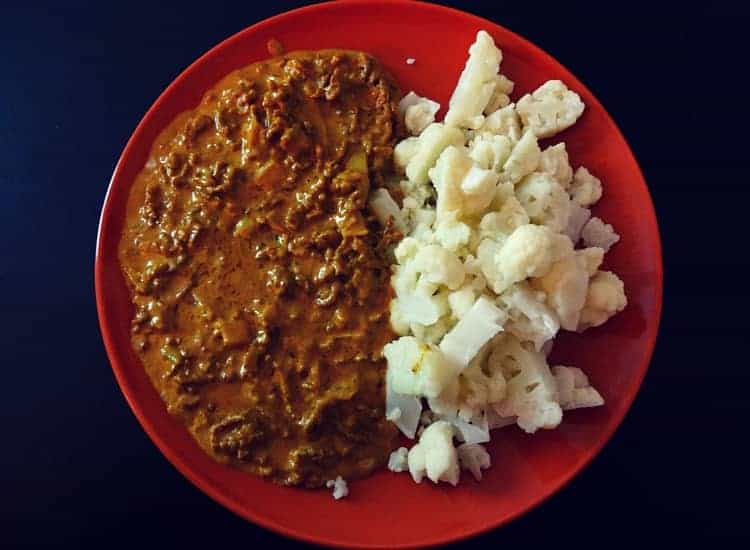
3,0,748,547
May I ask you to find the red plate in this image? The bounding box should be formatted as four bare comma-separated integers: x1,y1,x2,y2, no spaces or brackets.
96,1,663,547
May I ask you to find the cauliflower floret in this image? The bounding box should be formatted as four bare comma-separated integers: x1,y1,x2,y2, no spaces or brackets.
410,314,453,345
552,366,604,410
412,244,465,290
394,236,420,263
481,224,573,294
385,336,458,398
478,197,528,242
499,283,560,351
391,265,449,326
369,188,407,232
394,137,419,172
448,285,477,320
388,447,410,472
515,172,571,232
576,247,604,276
581,217,620,251
569,167,603,207
406,123,465,185
468,133,512,172
479,104,522,142
400,91,441,135
539,143,573,188
453,360,506,421
565,202,591,244
531,253,589,331
386,383,422,438
444,30,503,129
476,238,503,291
399,177,434,210
325,477,349,500
407,420,460,485
578,271,627,331
439,296,507,370
501,129,540,183
389,299,411,335
457,443,491,481
430,146,498,218
433,214,472,252
484,74,515,114
492,334,562,433
516,80,585,138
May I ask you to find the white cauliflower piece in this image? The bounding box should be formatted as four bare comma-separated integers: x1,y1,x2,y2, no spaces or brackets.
468,133,512,172
569,166,603,207
407,420,460,485
539,143,573,188
578,271,627,331
368,188,407,232
448,285,477,320
385,336,458,398
516,172,571,232
399,91,441,135
434,214,472,252
391,264,448,326
476,238,503,291
386,381,422,438
325,477,349,500
531,253,589,331
492,335,562,433
394,137,419,172
481,224,574,294
389,299,411,335
410,314,453,345
480,104,522,142
439,296,507,370
387,447,410,472
394,236,420,263
444,30,502,129
480,193,530,243
412,244,465,290
516,80,585,138
484,74,515,114
577,247,604,276
457,443,491,481
552,366,604,410
399,177,434,210
502,129,541,183
564,202,591,244
499,283,560,351
455,345,508,419
449,413,491,443
406,123,465,185
581,217,620,251
430,146,498,218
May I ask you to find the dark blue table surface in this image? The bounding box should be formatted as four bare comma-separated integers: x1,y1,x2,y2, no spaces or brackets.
2,1,748,546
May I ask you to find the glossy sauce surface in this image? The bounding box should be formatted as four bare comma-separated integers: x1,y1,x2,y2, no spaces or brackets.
118,50,402,487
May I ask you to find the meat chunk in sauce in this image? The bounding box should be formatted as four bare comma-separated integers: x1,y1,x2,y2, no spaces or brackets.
119,50,403,487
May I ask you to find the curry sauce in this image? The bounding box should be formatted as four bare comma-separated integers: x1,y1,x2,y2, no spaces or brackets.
118,50,403,487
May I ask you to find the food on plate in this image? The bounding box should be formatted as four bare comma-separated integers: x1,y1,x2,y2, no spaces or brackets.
118,28,627,495
381,30,626,486
118,50,404,487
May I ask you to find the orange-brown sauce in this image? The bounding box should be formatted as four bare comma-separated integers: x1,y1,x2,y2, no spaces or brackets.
118,50,403,487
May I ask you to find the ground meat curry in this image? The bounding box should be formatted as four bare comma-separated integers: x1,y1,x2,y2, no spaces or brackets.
118,50,404,487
